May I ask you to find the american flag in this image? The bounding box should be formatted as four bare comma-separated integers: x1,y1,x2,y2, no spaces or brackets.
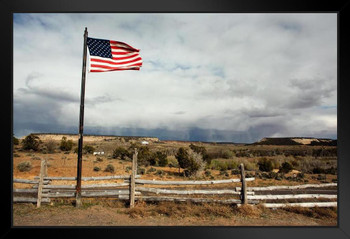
86,37,142,72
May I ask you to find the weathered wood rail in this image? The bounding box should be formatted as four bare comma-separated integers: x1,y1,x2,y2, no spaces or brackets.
13,152,337,209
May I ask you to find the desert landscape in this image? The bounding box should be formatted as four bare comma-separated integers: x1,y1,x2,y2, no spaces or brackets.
12,133,337,226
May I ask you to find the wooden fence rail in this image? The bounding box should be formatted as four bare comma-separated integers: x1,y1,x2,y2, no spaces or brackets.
33,175,141,181
13,152,337,208
262,202,337,208
134,178,254,185
135,187,254,195
235,183,337,191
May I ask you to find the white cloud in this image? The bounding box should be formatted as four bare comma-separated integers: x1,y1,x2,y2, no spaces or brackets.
13,13,337,141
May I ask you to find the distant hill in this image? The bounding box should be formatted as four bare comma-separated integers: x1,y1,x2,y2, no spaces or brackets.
28,133,160,143
253,137,337,146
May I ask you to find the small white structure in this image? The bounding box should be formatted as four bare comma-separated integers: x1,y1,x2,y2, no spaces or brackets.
93,151,105,155
141,141,149,145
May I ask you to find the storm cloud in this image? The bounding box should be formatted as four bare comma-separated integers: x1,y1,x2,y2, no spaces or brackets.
13,13,337,142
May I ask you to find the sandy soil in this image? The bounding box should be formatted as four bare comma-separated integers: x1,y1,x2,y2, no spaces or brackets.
13,203,337,227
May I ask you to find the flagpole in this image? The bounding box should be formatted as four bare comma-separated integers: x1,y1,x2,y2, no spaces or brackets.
76,27,88,207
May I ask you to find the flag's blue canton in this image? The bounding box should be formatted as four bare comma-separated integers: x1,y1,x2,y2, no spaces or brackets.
87,37,113,59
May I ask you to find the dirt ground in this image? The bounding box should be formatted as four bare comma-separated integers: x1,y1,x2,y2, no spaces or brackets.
12,150,336,185
13,201,337,226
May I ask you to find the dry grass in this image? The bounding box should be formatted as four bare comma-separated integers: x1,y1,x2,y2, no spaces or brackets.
235,204,262,218
282,206,337,219
128,201,237,219
13,200,337,226
126,201,337,223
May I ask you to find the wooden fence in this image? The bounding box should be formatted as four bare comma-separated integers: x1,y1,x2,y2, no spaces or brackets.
13,150,337,209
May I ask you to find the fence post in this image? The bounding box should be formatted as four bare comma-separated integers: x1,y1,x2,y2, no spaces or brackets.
44,158,48,177
36,159,46,208
129,148,138,208
240,163,247,205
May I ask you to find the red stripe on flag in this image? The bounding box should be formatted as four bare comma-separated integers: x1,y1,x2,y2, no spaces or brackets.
111,46,140,52
110,51,137,55
90,67,140,72
91,57,142,65
112,53,140,60
109,40,139,52
90,62,143,70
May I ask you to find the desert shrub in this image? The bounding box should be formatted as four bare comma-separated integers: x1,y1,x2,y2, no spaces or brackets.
151,151,168,167
235,149,251,157
209,160,219,170
83,145,95,154
168,157,179,168
204,169,211,177
113,147,130,160
218,162,228,171
189,144,209,162
183,169,192,177
325,166,337,175
186,149,206,177
291,160,299,168
219,170,229,177
104,164,115,173
243,161,258,171
157,152,168,167
45,140,56,153
257,158,273,172
59,136,73,151
176,148,205,177
317,174,327,181
137,146,153,166
96,157,103,162
13,135,20,145
279,162,293,173
22,134,41,151
312,166,325,174
146,167,157,173
31,156,41,160
156,170,164,176
226,160,239,170
205,151,222,160
270,158,281,169
268,171,278,179
175,147,191,170
300,158,337,174
17,161,32,172
298,158,321,173
222,150,233,159
210,160,233,171
93,166,101,172
125,166,132,173
231,169,240,175
251,149,275,157
137,167,146,175
312,148,337,157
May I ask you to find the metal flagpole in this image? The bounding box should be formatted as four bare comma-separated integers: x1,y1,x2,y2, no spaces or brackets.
76,27,88,207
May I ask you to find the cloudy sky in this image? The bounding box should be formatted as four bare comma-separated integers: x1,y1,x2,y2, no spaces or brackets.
13,13,337,143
